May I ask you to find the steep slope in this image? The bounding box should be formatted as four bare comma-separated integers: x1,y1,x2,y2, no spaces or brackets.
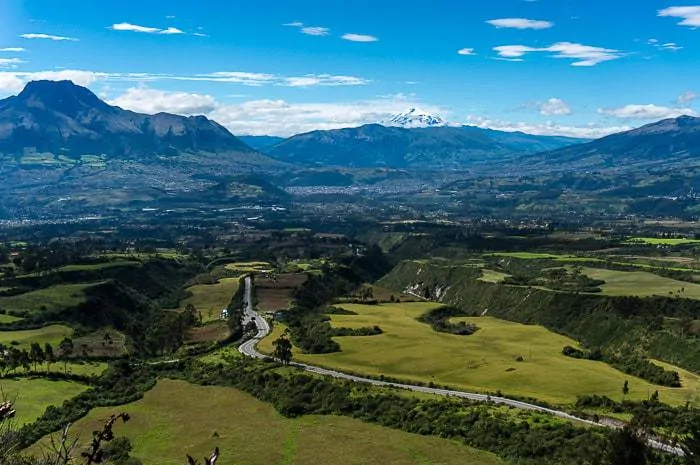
0,80,253,157
268,124,585,169
523,115,700,171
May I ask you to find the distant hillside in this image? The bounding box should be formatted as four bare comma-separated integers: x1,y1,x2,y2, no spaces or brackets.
0,80,286,209
238,135,285,151
267,124,585,169
521,115,700,171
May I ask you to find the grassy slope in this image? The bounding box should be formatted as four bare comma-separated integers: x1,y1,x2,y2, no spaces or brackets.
33,379,504,465
260,303,700,406
1,378,87,425
179,278,240,323
582,267,700,299
0,283,98,315
0,325,73,349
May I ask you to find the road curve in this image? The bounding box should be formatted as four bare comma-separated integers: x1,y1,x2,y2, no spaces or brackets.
237,277,683,456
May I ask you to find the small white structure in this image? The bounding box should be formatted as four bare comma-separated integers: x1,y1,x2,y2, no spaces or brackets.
220,308,229,320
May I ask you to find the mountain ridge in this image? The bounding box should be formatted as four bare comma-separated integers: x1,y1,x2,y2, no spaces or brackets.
267,123,586,169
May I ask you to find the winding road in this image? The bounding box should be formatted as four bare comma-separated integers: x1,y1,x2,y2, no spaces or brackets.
237,276,683,456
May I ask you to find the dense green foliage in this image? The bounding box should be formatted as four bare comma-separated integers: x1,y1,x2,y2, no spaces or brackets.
417,305,480,335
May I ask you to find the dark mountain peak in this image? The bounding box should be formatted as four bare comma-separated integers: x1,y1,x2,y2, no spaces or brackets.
17,80,109,116
0,79,257,157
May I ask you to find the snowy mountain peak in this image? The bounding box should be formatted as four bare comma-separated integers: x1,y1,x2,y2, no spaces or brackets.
386,108,446,128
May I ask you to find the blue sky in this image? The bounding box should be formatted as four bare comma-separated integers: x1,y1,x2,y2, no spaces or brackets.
1,0,699,137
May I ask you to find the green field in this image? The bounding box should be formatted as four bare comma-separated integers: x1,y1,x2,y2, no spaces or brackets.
626,237,700,246
224,261,273,273
0,283,98,316
33,379,503,465
479,269,510,283
0,314,22,323
57,260,141,272
180,278,240,323
0,378,87,425
489,252,599,262
0,325,73,349
260,303,700,406
581,267,700,299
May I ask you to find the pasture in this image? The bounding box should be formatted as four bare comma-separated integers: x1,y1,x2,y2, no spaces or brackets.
56,260,141,272
0,283,98,316
0,324,73,350
255,273,307,312
625,237,700,246
179,278,240,323
33,379,504,465
260,303,700,406
0,378,87,425
581,267,700,299
224,261,273,273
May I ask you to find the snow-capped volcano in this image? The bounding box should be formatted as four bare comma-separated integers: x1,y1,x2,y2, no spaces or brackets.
385,108,446,128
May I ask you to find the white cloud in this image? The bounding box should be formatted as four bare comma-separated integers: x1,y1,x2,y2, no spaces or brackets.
678,91,698,105
465,115,629,138
301,26,330,36
0,70,103,96
342,33,379,42
598,104,697,119
538,98,572,116
109,23,184,35
648,38,683,51
457,48,476,56
0,48,25,52
487,18,553,29
0,58,23,68
661,42,683,51
0,69,370,93
0,74,25,94
109,87,218,114
659,6,700,27
20,33,78,41
494,42,622,66
284,22,330,37
160,27,184,35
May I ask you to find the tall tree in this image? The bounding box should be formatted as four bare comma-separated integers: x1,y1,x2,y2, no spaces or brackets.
29,342,44,372
44,342,55,372
605,426,648,465
272,330,293,365
59,337,74,374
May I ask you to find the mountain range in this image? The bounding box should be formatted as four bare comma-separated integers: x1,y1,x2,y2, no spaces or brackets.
2,80,700,211
266,124,584,169
523,115,700,171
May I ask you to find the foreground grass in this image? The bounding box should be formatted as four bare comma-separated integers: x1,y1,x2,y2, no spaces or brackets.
180,278,240,323
1,378,87,425
0,283,99,316
33,379,504,465
261,303,700,406
0,325,73,349
581,267,700,299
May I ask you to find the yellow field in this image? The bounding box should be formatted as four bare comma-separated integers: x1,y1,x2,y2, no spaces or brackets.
260,303,700,406
33,379,504,465
224,261,273,273
582,267,700,299
179,278,240,323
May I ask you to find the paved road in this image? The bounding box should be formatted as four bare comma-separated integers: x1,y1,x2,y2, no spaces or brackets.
237,277,683,456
